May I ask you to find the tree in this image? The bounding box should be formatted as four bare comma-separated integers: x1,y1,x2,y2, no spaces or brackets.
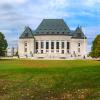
0,32,8,56
90,34,100,58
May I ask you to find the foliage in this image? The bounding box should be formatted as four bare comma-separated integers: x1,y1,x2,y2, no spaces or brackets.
90,35,100,58
0,32,8,56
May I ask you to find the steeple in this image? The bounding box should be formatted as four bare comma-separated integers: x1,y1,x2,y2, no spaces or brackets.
72,26,87,39
19,26,34,39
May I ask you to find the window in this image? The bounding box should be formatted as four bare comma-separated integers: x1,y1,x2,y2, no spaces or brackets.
36,50,38,53
46,42,49,49
78,43,80,47
36,42,38,49
51,50,54,52
78,48,80,53
24,42,27,46
67,49,69,53
24,48,27,52
51,42,54,49
46,49,49,52
62,50,64,54
41,50,43,53
61,42,64,49
67,42,70,49
56,50,59,52
56,42,59,49
41,42,44,49
62,32,64,34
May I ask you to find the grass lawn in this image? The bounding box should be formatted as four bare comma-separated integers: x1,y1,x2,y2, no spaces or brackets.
0,59,100,100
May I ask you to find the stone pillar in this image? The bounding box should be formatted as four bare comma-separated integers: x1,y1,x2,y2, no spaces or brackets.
65,41,67,54
44,41,46,53
38,41,41,54
49,41,51,54
59,41,61,54
54,41,56,53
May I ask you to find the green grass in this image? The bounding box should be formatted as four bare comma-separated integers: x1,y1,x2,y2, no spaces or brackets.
0,59,100,100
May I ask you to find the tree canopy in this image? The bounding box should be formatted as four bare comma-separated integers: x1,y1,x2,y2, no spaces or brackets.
90,34,100,58
0,32,8,56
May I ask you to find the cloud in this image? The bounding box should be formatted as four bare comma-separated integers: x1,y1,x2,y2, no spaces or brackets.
0,0,28,5
0,0,100,49
84,0,100,6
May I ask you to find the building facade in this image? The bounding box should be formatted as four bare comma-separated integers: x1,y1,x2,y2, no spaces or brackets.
7,47,18,57
18,19,87,59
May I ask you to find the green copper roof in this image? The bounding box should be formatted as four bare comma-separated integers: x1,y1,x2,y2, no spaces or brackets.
19,26,34,39
19,19,87,39
34,19,71,35
72,26,87,39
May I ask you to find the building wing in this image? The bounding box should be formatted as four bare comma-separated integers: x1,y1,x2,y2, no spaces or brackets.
19,26,34,39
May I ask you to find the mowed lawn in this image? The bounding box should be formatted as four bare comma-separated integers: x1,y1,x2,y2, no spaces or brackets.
0,60,100,100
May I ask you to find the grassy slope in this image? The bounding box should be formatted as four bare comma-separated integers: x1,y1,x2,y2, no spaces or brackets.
0,60,100,100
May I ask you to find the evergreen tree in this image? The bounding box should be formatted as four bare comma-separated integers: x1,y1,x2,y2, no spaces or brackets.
90,34,100,58
0,32,8,56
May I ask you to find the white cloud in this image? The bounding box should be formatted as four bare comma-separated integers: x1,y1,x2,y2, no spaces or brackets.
0,0,99,48
84,0,100,6
0,0,27,5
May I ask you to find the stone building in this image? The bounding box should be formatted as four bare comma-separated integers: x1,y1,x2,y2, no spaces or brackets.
18,19,87,59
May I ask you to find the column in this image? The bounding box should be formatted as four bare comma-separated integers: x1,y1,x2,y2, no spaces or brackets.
49,41,51,53
44,41,46,53
54,41,56,53
38,41,41,53
65,41,67,54
59,41,61,54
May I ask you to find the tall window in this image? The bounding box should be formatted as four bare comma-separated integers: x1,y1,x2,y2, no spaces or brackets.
24,42,27,46
78,48,80,53
62,50,64,54
46,42,49,49
78,43,80,47
41,42,44,49
61,42,64,49
24,48,27,52
51,42,54,49
41,50,43,53
56,42,59,49
67,42,70,49
36,42,38,49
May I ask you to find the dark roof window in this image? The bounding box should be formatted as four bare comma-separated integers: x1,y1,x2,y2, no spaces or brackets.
62,32,64,34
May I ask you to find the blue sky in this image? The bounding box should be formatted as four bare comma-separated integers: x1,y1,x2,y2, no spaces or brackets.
0,0,100,51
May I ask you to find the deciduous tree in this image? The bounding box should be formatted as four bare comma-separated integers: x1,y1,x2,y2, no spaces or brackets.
0,32,8,56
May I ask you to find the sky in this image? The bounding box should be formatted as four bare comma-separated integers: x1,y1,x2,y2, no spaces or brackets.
0,0,100,52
